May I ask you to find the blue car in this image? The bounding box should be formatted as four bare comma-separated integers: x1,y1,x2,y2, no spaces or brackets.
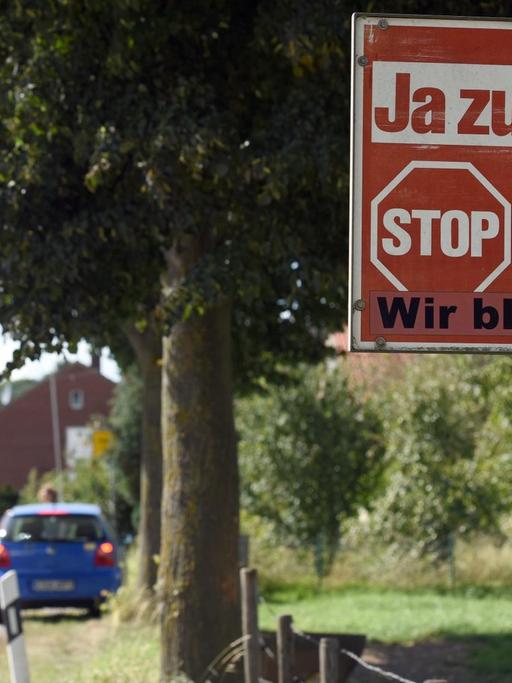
0,503,122,616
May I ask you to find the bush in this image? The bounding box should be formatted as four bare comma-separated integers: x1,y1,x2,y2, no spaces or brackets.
367,355,512,562
237,362,385,579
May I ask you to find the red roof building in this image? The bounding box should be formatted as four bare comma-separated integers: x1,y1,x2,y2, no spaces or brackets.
0,362,115,489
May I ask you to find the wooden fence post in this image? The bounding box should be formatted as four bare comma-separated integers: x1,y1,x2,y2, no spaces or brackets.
240,568,260,683
277,615,293,683
319,637,338,683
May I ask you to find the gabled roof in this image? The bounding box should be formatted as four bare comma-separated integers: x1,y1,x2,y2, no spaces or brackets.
0,361,114,413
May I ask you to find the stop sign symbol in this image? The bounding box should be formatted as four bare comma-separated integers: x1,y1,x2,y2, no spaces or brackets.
371,161,511,292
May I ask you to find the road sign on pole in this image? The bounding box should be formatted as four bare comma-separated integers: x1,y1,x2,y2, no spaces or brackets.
350,14,512,352
0,571,30,683
92,429,113,458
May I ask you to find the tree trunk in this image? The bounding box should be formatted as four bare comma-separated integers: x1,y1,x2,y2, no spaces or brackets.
128,322,163,593
158,246,240,681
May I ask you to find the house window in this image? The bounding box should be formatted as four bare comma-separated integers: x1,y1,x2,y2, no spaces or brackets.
69,389,85,410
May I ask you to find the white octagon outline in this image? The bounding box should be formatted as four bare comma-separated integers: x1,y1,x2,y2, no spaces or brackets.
370,161,512,292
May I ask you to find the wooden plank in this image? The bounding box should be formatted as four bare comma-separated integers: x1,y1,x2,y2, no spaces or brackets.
319,637,338,683
277,615,293,683
240,568,260,683
239,534,250,567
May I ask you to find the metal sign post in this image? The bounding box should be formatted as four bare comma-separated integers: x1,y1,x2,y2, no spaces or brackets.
350,14,512,353
0,571,30,683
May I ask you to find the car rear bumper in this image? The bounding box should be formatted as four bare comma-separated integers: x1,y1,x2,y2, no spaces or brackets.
0,568,122,604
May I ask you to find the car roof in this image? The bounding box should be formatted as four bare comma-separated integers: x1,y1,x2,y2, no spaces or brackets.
7,503,103,517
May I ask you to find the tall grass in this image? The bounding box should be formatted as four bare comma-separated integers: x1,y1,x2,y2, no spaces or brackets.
244,512,512,590
108,545,159,625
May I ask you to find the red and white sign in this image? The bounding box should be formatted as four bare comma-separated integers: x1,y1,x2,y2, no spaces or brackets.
350,15,512,352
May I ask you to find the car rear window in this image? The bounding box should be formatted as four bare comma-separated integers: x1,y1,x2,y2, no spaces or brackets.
3,514,104,543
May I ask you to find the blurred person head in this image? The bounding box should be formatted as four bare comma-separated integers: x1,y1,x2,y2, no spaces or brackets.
37,484,59,503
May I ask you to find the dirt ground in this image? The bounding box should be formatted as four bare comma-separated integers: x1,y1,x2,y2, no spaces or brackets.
351,639,497,683
0,614,112,683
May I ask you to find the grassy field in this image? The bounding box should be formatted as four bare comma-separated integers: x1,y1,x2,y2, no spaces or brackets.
259,584,512,641
0,612,159,683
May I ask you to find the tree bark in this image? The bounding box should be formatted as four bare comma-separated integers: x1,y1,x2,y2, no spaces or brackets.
127,321,163,593
158,244,240,681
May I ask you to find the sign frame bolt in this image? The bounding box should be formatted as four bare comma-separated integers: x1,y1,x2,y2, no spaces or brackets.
378,18,389,30
375,336,386,349
357,55,369,67
354,299,366,311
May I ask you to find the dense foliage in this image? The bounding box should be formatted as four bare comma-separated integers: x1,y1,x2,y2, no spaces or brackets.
0,0,347,380
363,356,512,560
238,353,512,577
107,364,143,532
238,362,385,578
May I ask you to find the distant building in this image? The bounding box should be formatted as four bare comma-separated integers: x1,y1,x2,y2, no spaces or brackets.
0,361,115,489
327,328,412,390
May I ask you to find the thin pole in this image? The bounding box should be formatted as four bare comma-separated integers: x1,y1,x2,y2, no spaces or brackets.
49,372,64,500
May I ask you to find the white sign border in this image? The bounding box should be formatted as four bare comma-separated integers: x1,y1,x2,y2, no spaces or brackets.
0,571,31,683
349,13,512,353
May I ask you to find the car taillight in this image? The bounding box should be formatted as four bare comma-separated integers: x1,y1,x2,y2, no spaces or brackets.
0,544,11,569
94,541,115,567
37,510,68,516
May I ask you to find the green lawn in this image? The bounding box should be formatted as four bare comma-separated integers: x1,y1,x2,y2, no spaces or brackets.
259,585,512,642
